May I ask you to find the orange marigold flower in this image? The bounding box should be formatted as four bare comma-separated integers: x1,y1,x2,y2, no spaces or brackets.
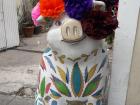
40,0,64,19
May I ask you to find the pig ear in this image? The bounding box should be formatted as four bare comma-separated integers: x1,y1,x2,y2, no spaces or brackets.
93,1,106,11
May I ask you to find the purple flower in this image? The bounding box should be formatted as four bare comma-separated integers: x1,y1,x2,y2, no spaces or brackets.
64,0,93,20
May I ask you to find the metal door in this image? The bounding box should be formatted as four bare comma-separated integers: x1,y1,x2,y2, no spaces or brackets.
0,0,6,50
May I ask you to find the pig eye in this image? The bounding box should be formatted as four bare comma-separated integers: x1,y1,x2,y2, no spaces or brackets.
55,21,62,26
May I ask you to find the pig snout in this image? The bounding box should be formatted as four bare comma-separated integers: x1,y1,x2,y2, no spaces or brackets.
61,19,85,43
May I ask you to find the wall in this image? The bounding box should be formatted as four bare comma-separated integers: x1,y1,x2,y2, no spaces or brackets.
126,9,140,105
2,0,19,48
108,0,140,105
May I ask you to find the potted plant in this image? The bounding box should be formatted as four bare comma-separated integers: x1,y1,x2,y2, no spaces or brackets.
21,0,35,37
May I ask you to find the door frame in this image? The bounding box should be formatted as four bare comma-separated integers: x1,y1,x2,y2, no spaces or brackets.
108,0,140,105
0,0,7,50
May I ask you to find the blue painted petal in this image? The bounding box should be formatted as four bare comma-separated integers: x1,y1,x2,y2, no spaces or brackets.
45,56,56,73
92,88,103,98
51,101,57,105
50,89,61,97
98,56,107,73
71,63,84,97
84,67,88,83
66,68,69,84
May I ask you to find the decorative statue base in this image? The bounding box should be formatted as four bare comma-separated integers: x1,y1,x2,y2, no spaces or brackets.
35,19,109,105
34,1,113,105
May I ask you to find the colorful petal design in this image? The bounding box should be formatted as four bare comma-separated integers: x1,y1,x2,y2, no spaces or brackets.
82,74,102,97
51,75,71,97
87,64,98,82
57,66,66,83
92,88,103,99
40,57,46,70
40,77,46,97
51,100,58,105
71,63,84,97
98,56,108,73
46,83,51,94
50,89,61,99
66,68,69,84
45,56,56,73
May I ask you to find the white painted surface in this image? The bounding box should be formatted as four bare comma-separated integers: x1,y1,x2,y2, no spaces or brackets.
0,0,19,50
0,0,6,50
108,0,140,105
126,9,140,105
3,0,19,48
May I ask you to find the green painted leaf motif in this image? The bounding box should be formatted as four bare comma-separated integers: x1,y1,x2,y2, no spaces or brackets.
82,74,102,97
40,77,45,97
52,75,71,97
71,63,84,97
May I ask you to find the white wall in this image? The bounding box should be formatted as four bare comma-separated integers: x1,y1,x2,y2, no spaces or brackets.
3,0,19,48
126,9,140,105
108,0,140,105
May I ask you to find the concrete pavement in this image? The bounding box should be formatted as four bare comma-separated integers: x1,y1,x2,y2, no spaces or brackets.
0,94,34,105
0,33,48,105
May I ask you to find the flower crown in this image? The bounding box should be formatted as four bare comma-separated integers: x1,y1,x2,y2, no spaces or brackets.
32,0,119,40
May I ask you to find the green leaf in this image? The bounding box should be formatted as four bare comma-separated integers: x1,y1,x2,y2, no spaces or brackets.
82,74,101,97
52,75,71,97
40,77,45,97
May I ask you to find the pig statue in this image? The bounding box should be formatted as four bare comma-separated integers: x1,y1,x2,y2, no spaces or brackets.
35,1,111,105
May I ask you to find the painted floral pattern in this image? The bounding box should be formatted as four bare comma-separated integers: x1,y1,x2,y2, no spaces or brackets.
35,47,109,105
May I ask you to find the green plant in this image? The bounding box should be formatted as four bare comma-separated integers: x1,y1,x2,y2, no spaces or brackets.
105,31,115,45
17,0,39,34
